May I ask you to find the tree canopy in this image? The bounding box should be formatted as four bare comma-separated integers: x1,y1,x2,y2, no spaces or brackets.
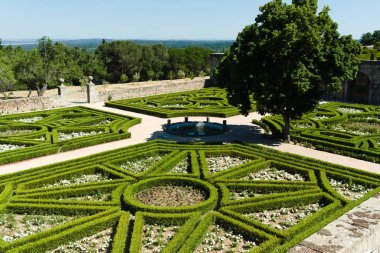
96,41,211,83
360,30,380,46
0,37,211,97
216,0,361,141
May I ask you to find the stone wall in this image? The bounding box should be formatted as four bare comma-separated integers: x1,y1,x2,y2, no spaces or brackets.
0,77,210,114
210,53,225,81
97,77,210,102
359,60,380,104
0,96,66,115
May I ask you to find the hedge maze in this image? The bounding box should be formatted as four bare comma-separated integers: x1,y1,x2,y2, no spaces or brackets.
0,140,378,252
262,102,380,163
0,106,141,165
105,87,255,118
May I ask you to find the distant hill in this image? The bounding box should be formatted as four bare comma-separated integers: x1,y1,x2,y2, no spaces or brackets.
2,39,233,52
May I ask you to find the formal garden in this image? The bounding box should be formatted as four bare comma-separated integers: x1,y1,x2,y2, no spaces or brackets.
262,102,380,163
0,106,140,165
105,87,255,118
1,0,379,251
0,140,378,252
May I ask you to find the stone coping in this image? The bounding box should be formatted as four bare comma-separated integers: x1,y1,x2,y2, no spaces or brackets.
288,194,380,253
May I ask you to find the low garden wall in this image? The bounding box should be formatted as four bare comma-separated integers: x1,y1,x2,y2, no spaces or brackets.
0,77,210,115
0,96,66,115
97,77,209,102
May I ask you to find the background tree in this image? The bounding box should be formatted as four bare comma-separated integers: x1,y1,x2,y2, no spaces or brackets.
96,41,143,83
0,57,15,99
373,30,380,43
360,30,380,45
360,32,373,45
37,36,56,96
14,50,44,97
216,0,361,142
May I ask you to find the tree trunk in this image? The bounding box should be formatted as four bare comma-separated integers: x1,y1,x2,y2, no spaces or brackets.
27,89,32,97
37,84,47,97
282,114,291,143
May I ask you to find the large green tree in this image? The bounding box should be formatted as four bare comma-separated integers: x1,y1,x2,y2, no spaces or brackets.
216,0,361,142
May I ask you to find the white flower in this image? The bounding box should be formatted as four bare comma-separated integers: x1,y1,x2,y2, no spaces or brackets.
13,116,43,123
0,144,26,153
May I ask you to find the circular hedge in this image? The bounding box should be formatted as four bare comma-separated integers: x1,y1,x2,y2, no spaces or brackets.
123,176,218,214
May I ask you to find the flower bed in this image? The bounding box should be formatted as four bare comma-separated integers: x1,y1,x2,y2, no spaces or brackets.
262,102,380,163
243,167,305,181
195,224,257,252
329,178,373,200
13,116,44,123
43,173,113,188
47,228,113,253
0,213,78,242
206,155,250,174
135,185,206,207
0,129,36,136
0,141,379,252
118,155,163,174
169,157,190,174
245,203,323,231
0,144,25,153
142,223,179,252
0,106,140,165
57,131,104,141
105,87,256,118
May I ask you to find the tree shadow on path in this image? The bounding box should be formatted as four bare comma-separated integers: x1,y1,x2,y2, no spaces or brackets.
146,123,282,146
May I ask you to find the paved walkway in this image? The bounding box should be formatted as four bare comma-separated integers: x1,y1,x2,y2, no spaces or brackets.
0,102,379,175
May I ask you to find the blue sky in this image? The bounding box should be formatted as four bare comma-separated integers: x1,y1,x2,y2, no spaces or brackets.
1,0,379,40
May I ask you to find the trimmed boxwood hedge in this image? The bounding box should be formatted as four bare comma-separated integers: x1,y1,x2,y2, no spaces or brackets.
105,87,256,118
123,176,218,214
0,140,379,252
261,102,380,163
0,106,141,165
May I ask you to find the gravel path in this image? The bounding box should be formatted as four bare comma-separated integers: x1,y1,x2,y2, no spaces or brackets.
0,102,379,175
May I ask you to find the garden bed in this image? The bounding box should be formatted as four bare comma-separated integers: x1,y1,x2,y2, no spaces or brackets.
0,140,378,252
0,106,140,165
105,87,255,118
261,102,380,163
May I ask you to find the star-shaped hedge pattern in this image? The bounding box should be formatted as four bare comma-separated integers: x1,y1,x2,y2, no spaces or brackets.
262,102,380,163
0,140,379,252
105,87,255,118
0,106,140,165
